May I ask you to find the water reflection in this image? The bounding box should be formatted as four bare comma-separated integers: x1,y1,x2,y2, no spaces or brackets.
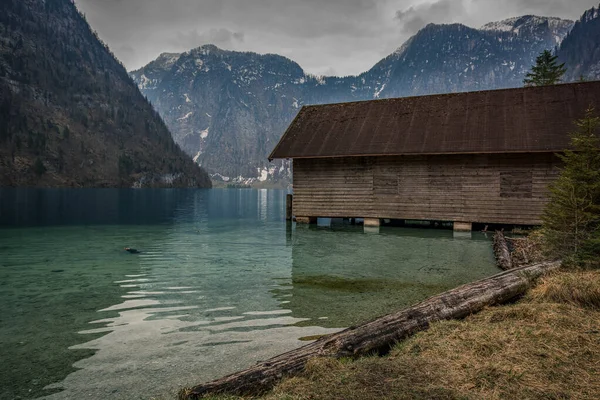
0,188,204,227
277,225,498,328
0,189,498,400
37,192,336,399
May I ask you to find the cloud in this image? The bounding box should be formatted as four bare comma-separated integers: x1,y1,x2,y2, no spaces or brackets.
76,0,600,76
170,28,245,50
395,0,467,35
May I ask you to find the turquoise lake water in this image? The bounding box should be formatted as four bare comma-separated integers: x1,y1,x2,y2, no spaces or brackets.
0,189,499,399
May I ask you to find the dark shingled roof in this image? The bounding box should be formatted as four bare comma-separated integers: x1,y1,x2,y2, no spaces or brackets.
269,81,600,160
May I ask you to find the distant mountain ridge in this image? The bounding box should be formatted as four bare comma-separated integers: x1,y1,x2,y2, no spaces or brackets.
0,0,211,187
131,10,599,186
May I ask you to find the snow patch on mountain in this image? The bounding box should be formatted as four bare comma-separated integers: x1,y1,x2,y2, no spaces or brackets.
374,84,386,98
481,20,515,32
193,151,202,163
258,168,269,182
177,111,193,121
138,74,156,90
211,173,230,182
481,15,573,35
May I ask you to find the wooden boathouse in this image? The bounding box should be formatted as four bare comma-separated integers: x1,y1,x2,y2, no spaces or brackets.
269,81,600,231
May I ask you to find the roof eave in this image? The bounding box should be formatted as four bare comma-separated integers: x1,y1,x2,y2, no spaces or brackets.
270,149,569,160
267,106,310,162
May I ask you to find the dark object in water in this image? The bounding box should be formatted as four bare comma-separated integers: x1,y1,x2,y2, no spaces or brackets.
124,247,140,254
51,269,64,273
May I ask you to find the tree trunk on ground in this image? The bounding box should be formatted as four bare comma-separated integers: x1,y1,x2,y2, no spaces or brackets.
182,262,560,399
494,231,513,270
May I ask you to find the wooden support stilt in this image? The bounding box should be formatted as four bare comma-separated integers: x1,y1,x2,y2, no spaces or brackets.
295,216,317,224
454,221,472,232
285,194,293,221
363,218,381,227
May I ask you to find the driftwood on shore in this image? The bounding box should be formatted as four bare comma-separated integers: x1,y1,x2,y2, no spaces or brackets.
493,231,513,270
182,261,560,399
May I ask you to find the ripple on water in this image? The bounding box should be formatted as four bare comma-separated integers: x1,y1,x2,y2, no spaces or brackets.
0,188,498,400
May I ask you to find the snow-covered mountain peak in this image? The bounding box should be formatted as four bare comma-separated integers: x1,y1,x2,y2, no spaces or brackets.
481,15,573,35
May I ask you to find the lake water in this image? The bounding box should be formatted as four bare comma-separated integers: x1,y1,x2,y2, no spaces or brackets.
0,189,499,400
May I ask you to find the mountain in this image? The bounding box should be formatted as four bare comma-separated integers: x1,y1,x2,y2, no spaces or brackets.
132,15,574,186
132,46,305,183
557,4,600,81
355,16,573,99
0,0,211,188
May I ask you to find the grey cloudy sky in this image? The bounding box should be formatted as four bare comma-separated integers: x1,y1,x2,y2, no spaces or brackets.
75,0,599,76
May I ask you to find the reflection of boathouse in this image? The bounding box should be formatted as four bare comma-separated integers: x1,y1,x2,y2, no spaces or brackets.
276,226,498,328
269,82,600,230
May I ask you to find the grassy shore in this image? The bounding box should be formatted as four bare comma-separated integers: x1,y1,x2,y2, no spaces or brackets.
204,269,600,400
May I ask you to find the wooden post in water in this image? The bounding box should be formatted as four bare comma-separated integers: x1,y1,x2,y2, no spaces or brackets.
296,216,317,224
364,218,381,227
286,220,293,244
454,221,472,232
286,194,293,221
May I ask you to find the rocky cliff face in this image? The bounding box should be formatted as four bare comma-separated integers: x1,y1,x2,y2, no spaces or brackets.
133,46,303,183
0,0,211,188
132,15,575,186
557,4,600,81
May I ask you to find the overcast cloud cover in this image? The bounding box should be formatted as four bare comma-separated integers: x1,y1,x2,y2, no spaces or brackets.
75,0,599,76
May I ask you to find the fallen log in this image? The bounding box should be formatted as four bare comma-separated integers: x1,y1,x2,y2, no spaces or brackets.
182,261,560,399
493,231,513,270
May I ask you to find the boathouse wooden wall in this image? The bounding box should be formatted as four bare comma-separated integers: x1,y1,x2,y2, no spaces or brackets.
292,153,561,226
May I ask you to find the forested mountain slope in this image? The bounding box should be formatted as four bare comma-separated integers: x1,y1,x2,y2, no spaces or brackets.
0,0,211,187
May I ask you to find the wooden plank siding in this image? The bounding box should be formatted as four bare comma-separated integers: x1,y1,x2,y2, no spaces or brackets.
292,154,561,225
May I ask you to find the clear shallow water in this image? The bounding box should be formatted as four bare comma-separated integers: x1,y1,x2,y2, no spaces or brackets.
0,189,499,400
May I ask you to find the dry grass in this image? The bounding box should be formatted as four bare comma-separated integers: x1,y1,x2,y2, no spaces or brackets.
206,271,600,400
528,271,600,310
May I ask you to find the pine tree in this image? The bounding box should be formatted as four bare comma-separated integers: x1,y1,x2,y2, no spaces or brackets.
523,50,567,87
542,108,600,267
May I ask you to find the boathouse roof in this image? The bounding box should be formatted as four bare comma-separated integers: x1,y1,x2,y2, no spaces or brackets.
269,81,600,161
